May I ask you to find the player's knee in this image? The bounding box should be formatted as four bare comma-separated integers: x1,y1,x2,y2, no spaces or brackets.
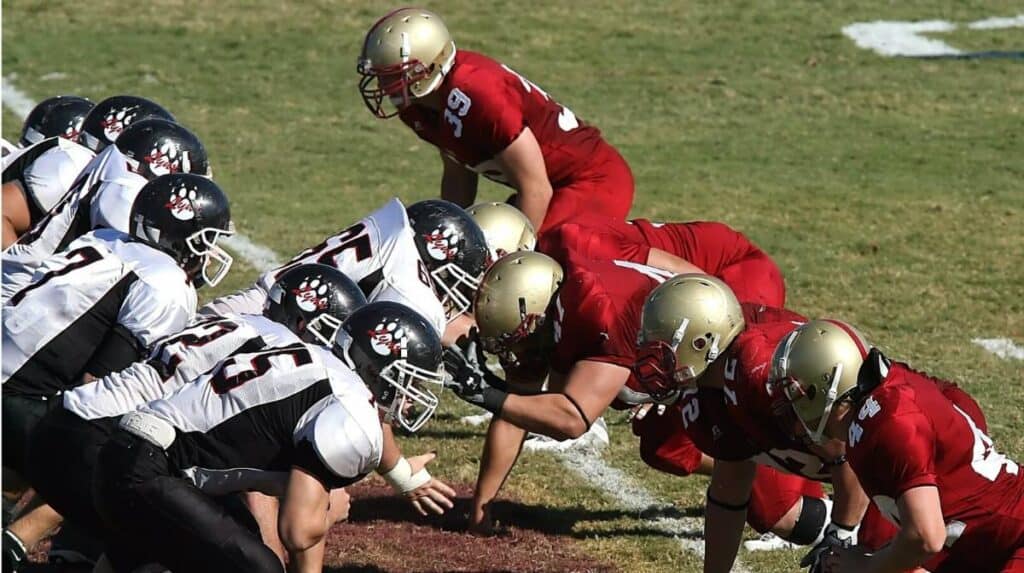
779,496,830,546
279,521,326,554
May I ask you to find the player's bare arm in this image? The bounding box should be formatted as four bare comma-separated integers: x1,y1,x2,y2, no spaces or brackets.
2,181,30,248
470,415,528,534
279,467,331,573
494,127,553,233
377,422,456,516
703,459,756,573
440,152,479,207
645,247,705,275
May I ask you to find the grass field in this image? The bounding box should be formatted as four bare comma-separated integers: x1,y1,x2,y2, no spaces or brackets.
3,1,1023,571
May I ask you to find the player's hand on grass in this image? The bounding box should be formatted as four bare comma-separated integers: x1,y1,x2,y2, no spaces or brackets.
819,544,870,573
801,522,857,573
468,502,495,536
405,452,457,516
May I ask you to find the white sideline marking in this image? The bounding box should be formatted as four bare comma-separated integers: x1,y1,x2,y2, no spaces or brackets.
843,14,1024,57
973,338,1024,361
968,14,1024,30
4,75,729,567
3,76,281,269
842,20,961,57
2,76,38,117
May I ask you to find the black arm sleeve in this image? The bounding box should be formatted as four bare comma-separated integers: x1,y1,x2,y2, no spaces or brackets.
83,324,145,379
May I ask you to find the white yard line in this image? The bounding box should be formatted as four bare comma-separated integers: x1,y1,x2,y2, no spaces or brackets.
5,75,739,568
968,14,1024,30
973,338,1024,361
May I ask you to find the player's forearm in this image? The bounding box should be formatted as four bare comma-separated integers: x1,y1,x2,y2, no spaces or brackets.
376,422,403,474
440,156,479,207
703,502,748,573
864,530,940,573
830,462,869,528
515,179,553,233
646,248,704,275
473,416,528,511
500,392,588,440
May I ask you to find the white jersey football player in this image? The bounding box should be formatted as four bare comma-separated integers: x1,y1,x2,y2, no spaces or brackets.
2,96,96,247
93,302,442,573
2,117,209,302
204,198,490,343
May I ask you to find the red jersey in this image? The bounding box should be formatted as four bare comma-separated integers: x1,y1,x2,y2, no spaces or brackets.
399,50,607,188
539,214,786,307
847,364,1024,572
549,255,670,377
539,215,758,271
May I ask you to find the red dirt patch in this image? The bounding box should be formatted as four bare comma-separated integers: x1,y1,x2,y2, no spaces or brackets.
325,481,614,573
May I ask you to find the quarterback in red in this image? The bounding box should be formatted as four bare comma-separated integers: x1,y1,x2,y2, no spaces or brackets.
357,8,634,234
775,319,1024,573
538,213,786,307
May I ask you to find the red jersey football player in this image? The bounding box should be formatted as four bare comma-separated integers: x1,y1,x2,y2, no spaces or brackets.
356,8,635,235
773,319,1024,573
443,253,833,549
538,213,786,307
630,276,895,573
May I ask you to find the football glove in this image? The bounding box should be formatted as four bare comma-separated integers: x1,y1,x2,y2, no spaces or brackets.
800,521,857,573
442,331,508,414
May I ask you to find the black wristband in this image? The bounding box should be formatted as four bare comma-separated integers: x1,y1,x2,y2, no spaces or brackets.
706,488,749,512
481,387,508,415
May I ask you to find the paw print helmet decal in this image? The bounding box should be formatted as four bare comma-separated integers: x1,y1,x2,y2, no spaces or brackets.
79,95,175,153
332,301,445,432
129,173,234,288
116,118,210,181
265,263,367,345
407,199,491,322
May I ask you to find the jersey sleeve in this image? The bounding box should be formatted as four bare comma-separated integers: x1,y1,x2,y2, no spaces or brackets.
849,410,939,497
457,73,526,157
293,398,383,489
119,278,196,348
62,360,164,419
199,284,269,318
22,144,92,213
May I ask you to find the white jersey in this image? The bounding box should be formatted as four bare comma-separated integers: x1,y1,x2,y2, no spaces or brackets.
145,341,381,495
3,228,196,397
203,198,446,334
2,145,146,302
64,313,293,420
0,137,16,158
1,136,95,217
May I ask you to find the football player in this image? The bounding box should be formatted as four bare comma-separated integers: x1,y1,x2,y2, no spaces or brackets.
466,201,537,260
357,8,635,234
628,276,903,572
0,174,232,568
539,213,786,307
2,94,172,248
1,264,366,568
204,198,490,343
2,117,210,301
443,253,829,543
773,320,1024,573
93,301,444,573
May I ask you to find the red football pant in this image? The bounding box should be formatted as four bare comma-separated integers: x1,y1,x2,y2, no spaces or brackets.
538,144,634,234
717,249,786,308
747,466,825,533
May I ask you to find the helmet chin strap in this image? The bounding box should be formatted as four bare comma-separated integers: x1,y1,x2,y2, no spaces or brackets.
808,362,844,444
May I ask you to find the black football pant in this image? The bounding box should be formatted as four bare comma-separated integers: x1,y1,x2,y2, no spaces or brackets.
94,431,283,573
26,405,116,536
1,392,53,479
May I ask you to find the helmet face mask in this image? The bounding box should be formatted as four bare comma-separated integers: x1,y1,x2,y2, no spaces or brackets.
185,226,235,288
357,8,457,119
431,261,483,319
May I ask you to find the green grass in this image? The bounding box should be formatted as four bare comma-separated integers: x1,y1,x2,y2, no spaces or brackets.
4,1,1023,571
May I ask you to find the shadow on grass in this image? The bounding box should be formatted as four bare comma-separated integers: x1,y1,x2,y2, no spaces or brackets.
349,486,702,540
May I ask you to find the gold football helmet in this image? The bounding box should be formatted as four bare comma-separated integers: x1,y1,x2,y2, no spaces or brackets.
357,7,457,118
466,202,537,260
772,319,872,443
632,274,744,398
473,251,564,359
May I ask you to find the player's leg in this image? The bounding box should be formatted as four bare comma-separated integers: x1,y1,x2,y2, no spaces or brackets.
95,434,280,573
748,466,828,544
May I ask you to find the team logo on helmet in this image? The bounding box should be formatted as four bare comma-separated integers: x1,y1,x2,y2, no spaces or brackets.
292,276,330,312
423,226,460,261
368,319,408,356
100,106,142,143
165,185,197,221
144,143,189,177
